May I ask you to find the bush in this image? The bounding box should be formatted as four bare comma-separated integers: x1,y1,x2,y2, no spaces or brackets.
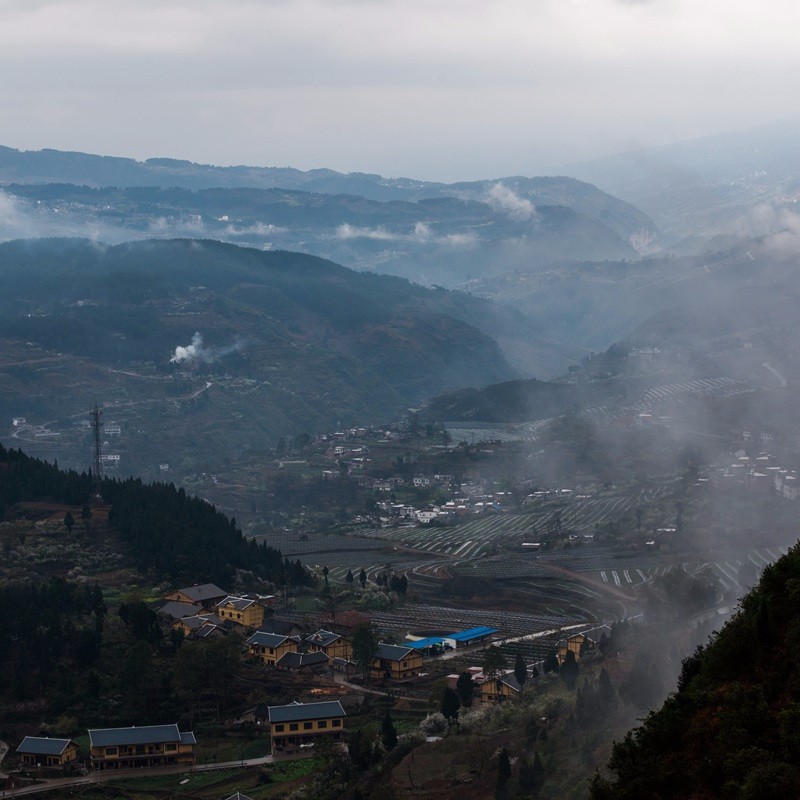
419,712,448,736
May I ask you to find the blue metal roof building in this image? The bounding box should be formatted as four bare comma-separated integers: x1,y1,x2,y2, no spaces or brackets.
442,626,499,648
407,636,444,650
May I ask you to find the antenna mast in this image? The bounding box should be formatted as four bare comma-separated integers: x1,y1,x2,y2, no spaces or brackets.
90,405,103,492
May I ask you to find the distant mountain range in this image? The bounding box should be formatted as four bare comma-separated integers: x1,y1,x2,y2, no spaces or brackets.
568,118,800,244
0,145,660,286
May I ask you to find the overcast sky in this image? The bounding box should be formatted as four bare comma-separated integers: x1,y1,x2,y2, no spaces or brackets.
0,0,796,181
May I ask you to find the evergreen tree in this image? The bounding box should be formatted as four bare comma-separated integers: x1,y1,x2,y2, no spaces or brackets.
514,652,527,687
495,746,512,800
381,709,398,750
440,686,461,722
63,511,74,532
543,649,559,674
456,671,476,707
346,569,354,584
560,650,580,690
359,567,367,588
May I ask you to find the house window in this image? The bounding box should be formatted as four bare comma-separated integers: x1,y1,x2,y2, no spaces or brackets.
275,725,284,732
105,747,118,756
402,661,407,667
332,719,341,727
165,744,177,752
304,722,312,730
319,721,327,729
289,723,299,731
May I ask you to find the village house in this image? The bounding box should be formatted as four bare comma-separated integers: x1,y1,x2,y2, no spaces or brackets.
15,737,79,769
557,624,612,665
88,724,196,770
172,613,223,638
264,700,346,753
216,595,271,628
304,629,352,660
246,631,301,666
371,643,424,680
163,583,227,610
480,671,523,703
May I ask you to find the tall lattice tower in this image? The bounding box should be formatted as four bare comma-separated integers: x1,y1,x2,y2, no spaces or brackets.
90,405,103,491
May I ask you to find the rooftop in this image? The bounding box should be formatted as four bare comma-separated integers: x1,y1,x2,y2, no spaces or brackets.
16,737,75,756
267,700,346,723
88,724,191,748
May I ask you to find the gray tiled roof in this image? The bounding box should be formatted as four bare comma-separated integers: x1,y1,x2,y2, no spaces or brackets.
305,629,341,647
173,584,227,602
219,595,257,611
276,651,329,669
376,643,415,661
88,724,188,747
246,632,298,648
267,700,346,723
16,737,74,756
157,601,200,619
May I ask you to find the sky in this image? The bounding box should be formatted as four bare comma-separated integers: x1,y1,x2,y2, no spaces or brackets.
0,0,797,182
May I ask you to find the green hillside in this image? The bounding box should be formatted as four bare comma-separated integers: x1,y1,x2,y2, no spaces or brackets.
0,238,526,475
592,541,800,799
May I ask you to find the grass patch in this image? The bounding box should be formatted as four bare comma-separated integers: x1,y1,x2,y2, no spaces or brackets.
109,767,244,792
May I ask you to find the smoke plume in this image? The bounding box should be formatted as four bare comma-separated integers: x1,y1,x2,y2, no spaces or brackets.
170,332,244,364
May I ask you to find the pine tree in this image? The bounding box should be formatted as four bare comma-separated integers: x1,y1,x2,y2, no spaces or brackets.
514,652,527,687
440,686,461,722
381,709,398,750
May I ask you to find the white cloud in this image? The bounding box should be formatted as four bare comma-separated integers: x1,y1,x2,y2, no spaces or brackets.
486,183,537,222
0,1,798,178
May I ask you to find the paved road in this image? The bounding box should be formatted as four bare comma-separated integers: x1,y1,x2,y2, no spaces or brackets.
1,753,279,797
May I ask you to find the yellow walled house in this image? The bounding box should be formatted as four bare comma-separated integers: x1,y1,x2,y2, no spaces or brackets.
370,643,424,680
88,724,196,770
265,700,346,753
246,631,302,666
480,671,523,704
163,583,227,610
16,737,80,768
216,596,268,628
557,624,612,665
304,629,352,660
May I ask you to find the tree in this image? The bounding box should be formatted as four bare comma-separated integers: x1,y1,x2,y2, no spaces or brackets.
495,746,512,800
359,568,367,588
351,624,379,683
456,671,476,707
483,646,507,680
560,649,580,690
543,649,559,674
381,709,398,750
63,511,74,533
514,652,527,688
440,686,461,723
346,569,354,585
81,502,93,532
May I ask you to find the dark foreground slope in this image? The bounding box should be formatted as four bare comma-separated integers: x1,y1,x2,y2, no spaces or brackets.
592,541,800,800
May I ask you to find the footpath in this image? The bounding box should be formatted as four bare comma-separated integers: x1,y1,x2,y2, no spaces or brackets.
0,752,279,798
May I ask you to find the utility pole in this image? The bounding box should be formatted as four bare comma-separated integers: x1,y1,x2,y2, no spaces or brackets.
90,405,103,497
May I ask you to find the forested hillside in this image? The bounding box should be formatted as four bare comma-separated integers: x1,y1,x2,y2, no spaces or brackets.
591,542,800,799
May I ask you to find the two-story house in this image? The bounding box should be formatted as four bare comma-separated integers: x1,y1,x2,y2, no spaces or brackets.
216,596,267,628
246,631,302,666
304,630,352,660
16,737,80,769
370,643,423,680
88,724,196,770
265,700,346,753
